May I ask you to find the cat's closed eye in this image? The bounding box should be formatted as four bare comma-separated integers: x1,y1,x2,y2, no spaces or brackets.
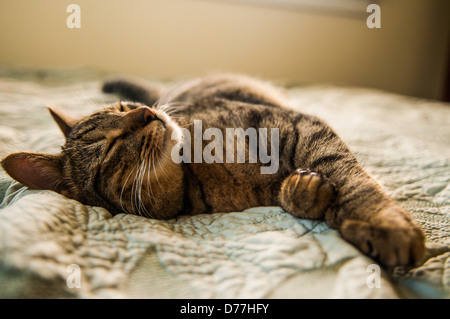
104,136,119,156
104,132,130,156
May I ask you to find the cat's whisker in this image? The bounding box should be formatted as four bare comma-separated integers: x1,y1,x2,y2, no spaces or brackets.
151,148,171,204
154,145,173,170
120,165,136,214
157,101,189,116
133,146,152,218
148,149,166,218
174,124,192,130
139,149,153,218
151,146,179,210
136,155,144,215
131,161,142,217
144,150,156,218
164,109,182,117
137,153,148,217
146,150,159,218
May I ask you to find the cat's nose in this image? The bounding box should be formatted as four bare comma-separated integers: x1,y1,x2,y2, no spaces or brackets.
126,107,156,126
141,107,156,125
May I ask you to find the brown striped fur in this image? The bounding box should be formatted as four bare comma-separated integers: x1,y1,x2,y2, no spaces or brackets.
1,74,424,267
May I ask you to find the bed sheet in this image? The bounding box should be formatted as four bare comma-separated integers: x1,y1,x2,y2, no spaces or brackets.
0,68,448,298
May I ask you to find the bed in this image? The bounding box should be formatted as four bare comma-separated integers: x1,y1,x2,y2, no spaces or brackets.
0,67,448,299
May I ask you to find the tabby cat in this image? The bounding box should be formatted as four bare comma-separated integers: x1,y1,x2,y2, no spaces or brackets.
1,74,424,267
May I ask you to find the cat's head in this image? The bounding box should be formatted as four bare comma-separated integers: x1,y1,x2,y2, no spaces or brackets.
1,102,185,219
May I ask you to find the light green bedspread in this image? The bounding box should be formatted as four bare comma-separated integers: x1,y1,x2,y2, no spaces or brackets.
0,67,448,298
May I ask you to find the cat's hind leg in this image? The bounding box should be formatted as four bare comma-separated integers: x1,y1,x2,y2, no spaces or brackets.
279,169,336,219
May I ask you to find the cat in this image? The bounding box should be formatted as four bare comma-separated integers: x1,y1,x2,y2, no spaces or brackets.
1,74,425,267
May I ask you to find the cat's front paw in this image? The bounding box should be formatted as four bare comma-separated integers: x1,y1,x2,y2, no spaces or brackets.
340,207,425,267
279,169,336,219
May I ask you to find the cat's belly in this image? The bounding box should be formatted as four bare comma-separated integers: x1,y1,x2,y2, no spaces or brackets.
182,162,283,214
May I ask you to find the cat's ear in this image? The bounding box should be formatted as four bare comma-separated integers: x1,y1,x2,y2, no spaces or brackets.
1,152,71,196
47,106,77,137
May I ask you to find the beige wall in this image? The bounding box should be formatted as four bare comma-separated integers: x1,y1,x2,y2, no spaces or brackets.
0,0,448,100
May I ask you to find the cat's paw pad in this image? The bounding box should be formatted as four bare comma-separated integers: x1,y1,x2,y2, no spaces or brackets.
340,210,425,267
280,169,336,219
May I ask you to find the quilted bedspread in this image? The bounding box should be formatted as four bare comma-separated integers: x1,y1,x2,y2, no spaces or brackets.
0,67,448,299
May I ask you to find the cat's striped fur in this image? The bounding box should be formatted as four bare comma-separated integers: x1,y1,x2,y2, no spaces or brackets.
1,74,424,267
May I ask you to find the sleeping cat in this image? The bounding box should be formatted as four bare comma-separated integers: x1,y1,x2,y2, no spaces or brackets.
1,74,424,267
